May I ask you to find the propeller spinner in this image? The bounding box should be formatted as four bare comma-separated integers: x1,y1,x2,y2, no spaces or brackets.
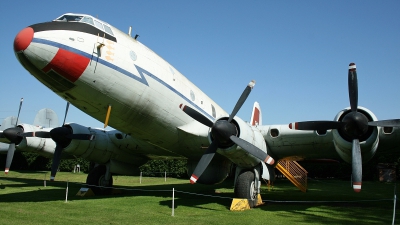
288,63,400,192
179,80,275,184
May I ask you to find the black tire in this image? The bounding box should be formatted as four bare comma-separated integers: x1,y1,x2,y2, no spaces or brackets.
234,170,257,208
86,165,113,195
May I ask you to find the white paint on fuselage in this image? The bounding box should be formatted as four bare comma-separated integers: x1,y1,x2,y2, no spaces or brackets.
29,21,228,159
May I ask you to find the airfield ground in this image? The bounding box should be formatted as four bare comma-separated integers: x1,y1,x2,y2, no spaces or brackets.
0,171,398,224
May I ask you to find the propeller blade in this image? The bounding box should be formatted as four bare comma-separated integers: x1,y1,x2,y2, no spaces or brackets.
62,102,70,126
368,119,400,127
228,80,255,123
230,136,275,165
50,145,63,181
5,143,16,174
15,98,23,126
289,121,344,131
190,141,218,184
352,139,362,192
179,104,213,128
21,131,51,138
348,63,358,112
68,134,94,140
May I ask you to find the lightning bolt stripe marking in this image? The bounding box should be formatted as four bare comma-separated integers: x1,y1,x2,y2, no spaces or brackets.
31,38,215,122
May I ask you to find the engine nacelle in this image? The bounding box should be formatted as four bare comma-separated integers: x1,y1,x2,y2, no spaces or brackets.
61,123,149,171
332,107,379,164
62,123,112,164
15,124,56,158
213,116,268,169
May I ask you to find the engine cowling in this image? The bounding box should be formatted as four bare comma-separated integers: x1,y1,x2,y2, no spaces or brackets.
211,116,268,169
15,124,56,157
60,123,111,164
59,123,148,170
332,107,379,164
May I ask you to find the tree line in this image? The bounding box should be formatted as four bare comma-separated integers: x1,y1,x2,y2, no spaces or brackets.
0,150,398,180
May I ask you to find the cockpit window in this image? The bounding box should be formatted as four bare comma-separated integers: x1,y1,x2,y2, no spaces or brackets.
94,20,104,31
54,14,114,37
56,15,83,22
81,16,94,26
103,24,114,35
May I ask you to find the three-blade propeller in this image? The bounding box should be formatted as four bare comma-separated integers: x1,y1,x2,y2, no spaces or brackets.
288,63,400,192
179,80,275,184
2,98,23,174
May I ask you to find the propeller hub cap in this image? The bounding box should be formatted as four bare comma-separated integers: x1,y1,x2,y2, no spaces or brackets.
211,120,237,147
341,112,369,138
3,127,24,144
50,126,72,148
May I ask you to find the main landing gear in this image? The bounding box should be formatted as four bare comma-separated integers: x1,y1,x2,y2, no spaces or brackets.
234,168,261,208
86,164,113,195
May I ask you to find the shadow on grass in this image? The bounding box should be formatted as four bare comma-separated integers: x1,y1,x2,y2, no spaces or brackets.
0,176,398,224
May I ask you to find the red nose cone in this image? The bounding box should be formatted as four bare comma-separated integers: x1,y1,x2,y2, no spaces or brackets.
14,27,34,52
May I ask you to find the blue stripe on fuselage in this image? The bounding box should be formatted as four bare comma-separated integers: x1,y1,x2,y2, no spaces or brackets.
31,38,215,122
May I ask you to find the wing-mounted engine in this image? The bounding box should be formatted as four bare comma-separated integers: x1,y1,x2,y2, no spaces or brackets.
179,80,275,184
289,63,400,192
332,107,379,164
59,123,111,164
213,116,268,168
14,124,56,157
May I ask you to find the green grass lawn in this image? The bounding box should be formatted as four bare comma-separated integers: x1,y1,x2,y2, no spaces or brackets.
0,171,398,225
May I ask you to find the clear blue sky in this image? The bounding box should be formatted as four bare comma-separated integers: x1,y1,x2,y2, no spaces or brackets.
1,1,399,129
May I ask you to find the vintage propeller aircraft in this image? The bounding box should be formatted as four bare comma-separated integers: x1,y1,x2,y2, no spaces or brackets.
9,13,400,206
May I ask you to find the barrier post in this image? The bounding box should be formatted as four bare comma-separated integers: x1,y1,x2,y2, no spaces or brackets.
392,183,397,225
171,188,175,216
65,181,69,203
165,171,167,182
140,172,142,184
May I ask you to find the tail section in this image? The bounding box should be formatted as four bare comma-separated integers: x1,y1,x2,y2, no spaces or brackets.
33,108,59,128
250,102,262,126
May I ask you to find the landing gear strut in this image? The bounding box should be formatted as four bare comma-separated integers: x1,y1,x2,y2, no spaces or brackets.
86,164,113,195
234,170,259,208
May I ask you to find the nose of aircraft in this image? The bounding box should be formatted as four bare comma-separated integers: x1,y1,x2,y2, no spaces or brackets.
14,27,34,52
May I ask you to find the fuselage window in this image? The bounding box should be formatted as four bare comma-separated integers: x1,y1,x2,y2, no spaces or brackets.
211,104,216,118
103,24,114,36
81,16,94,26
190,90,195,101
94,20,104,31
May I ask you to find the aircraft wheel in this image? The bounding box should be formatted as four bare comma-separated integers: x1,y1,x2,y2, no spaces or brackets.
86,165,113,195
234,170,257,208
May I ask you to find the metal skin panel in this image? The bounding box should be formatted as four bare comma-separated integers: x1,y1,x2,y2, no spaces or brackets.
63,123,110,164
260,125,337,161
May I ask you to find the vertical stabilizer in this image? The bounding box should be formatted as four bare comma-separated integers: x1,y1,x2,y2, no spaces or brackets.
33,108,59,128
250,102,262,126
1,116,19,131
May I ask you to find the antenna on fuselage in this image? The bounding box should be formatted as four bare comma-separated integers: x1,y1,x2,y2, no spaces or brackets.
128,26,139,40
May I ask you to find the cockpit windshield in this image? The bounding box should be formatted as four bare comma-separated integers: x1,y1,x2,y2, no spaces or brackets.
54,13,114,36
56,15,83,22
